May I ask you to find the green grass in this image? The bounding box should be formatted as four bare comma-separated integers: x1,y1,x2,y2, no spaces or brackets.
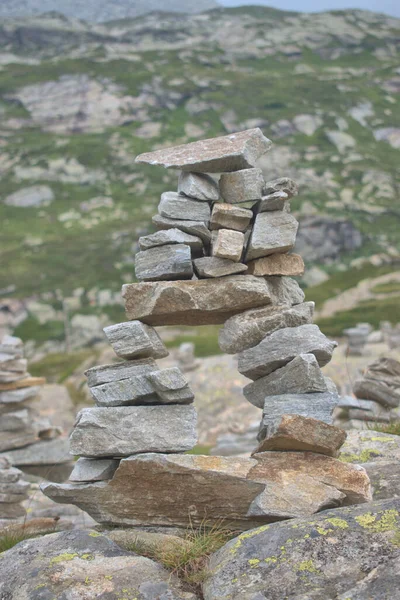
29,350,94,383
368,422,400,436
165,326,222,358
186,445,212,456
371,281,400,294
0,530,39,553
14,317,65,345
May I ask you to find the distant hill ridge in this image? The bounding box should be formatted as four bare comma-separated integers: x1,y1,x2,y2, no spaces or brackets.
0,0,220,23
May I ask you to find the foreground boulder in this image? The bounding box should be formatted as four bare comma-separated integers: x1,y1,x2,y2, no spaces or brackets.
0,529,196,600
204,498,400,600
42,452,371,530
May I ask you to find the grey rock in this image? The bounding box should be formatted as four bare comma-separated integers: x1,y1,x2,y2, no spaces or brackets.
219,301,314,354
69,458,120,482
340,430,400,464
210,203,253,232
364,461,400,501
243,354,328,408
263,176,299,198
219,168,264,203
152,214,211,244
194,256,248,278
0,466,22,483
85,359,158,387
135,244,193,281
139,228,203,251
0,386,40,405
0,428,38,453
245,210,299,261
135,128,272,173
0,438,71,466
178,171,219,201
103,321,168,360
266,276,305,306
0,408,31,431
238,324,337,380
0,356,27,373
4,185,54,208
149,368,194,404
158,191,211,222
89,376,158,407
0,490,29,503
211,229,245,262
69,406,197,457
354,377,400,408
0,480,30,495
0,503,26,518
0,335,24,357
258,190,290,212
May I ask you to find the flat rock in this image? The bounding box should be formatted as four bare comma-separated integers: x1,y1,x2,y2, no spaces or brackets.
85,359,158,387
354,377,400,408
259,190,290,212
0,386,40,405
152,214,211,244
0,377,46,391
248,253,305,276
238,323,337,380
103,321,168,360
0,438,71,466
266,276,305,306
212,229,244,262
263,176,299,198
219,302,314,354
204,499,398,600
0,357,27,374
148,368,194,404
339,430,400,464
139,228,203,251
254,415,347,456
210,203,253,232
69,406,197,457
178,171,219,201
135,128,272,173
0,335,23,357
42,452,371,530
69,458,120,482
258,392,340,441
158,191,211,222
219,168,264,203
0,529,195,600
122,275,273,326
193,256,248,278
135,244,193,281
243,353,327,408
245,211,299,261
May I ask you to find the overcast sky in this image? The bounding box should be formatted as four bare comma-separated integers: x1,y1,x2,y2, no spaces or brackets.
219,0,400,18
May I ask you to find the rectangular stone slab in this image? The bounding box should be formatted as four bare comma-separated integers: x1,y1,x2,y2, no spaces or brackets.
219,168,264,203
135,128,272,173
152,214,211,245
247,253,305,277
245,211,299,261
158,192,211,222
85,359,158,388
135,244,193,282
122,275,272,326
69,406,198,458
210,203,253,232
139,229,203,252
103,321,168,361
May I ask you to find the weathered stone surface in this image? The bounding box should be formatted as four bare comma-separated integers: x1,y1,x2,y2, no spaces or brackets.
122,275,273,326
238,324,337,380
0,408,31,431
212,229,244,262
103,321,168,360
152,214,211,244
70,458,120,482
266,276,305,306
178,171,219,201
158,191,211,222
263,176,299,198
247,253,305,276
340,430,400,464
0,530,195,600
42,452,371,530
243,353,327,407
0,335,23,357
354,377,400,408
219,168,264,203
254,415,347,456
364,356,400,387
0,480,30,495
85,359,158,388
0,466,22,483
0,502,26,518
0,438,71,466
0,386,40,405
258,190,290,212
364,461,400,501
258,392,339,441
148,368,194,404
0,490,29,503
69,406,197,457
193,256,248,278
89,377,157,406
219,302,314,354
0,428,38,452
135,128,272,173
245,211,299,261
139,228,203,251
204,499,398,600
0,356,27,374
0,376,46,391
135,244,193,281
210,203,253,232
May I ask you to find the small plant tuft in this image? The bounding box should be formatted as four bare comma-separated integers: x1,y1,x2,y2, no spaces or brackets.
368,421,400,436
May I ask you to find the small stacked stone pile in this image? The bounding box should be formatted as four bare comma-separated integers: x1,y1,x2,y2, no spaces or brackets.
344,323,372,356
43,130,371,531
0,456,30,525
335,357,400,430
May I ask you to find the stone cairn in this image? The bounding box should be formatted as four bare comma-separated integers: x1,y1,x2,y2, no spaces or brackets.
344,323,372,356
335,357,400,430
43,129,371,531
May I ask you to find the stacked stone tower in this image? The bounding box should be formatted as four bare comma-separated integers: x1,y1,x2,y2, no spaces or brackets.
43,129,371,531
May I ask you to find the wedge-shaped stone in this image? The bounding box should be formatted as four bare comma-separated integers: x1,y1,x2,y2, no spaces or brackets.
103,321,168,360
263,176,299,198
266,276,305,306
210,203,253,232
212,229,244,262
254,415,347,457
219,302,314,354
158,192,211,222
139,228,203,252
194,257,248,279
219,168,264,204
258,190,290,212
42,451,371,530
178,171,219,201
122,275,272,326
148,368,194,404
152,214,211,244
69,458,120,482
0,386,40,405
135,128,272,173
238,324,337,380
135,244,193,282
247,253,305,276
354,378,400,408
85,359,158,388
245,211,299,261
69,406,197,458
243,353,327,408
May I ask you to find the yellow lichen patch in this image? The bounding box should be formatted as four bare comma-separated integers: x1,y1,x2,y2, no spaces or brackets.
229,525,270,554
325,518,349,530
369,437,395,443
316,526,333,536
88,532,102,538
355,509,399,533
104,575,113,580
248,558,260,567
304,534,310,539
295,560,321,574
50,553,78,565
340,449,381,463
81,553,94,560
265,556,278,564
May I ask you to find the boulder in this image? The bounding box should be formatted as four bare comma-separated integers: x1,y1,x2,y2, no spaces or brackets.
263,177,299,197
219,302,314,354
103,321,168,361
135,244,193,281
354,378,400,408
238,324,337,380
258,190,290,212
42,452,371,530
178,171,219,201
212,229,244,262
152,214,211,244
69,406,197,457
122,275,273,326
69,458,120,482
210,203,253,232
219,168,264,203
193,256,248,278
204,499,399,600
245,211,299,261
135,128,272,172
247,253,305,276
138,228,203,251
158,191,211,222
